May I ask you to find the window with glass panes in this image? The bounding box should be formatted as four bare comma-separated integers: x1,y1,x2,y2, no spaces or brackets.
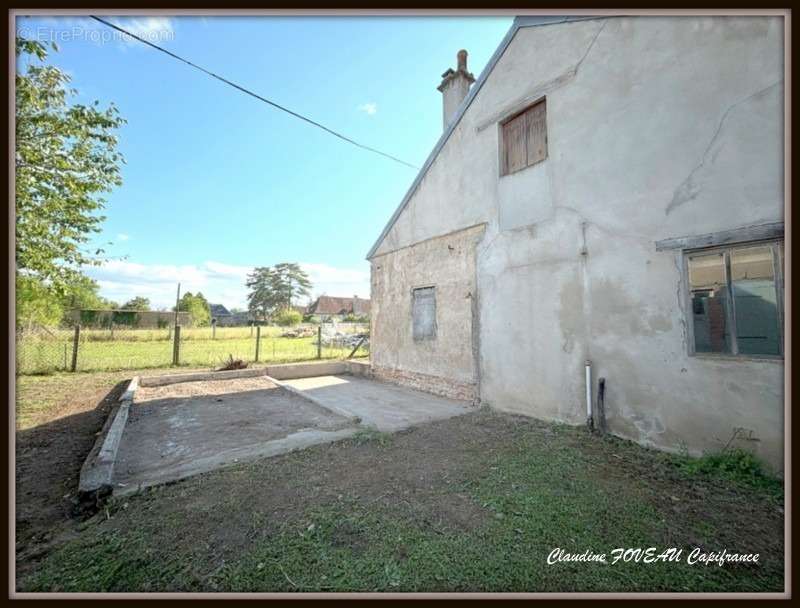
685,241,784,357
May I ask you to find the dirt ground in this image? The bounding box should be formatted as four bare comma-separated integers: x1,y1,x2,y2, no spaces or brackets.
15,371,785,592
14,369,207,562
135,376,280,401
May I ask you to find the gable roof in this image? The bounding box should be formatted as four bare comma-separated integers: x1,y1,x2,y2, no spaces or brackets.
308,295,371,316
365,15,606,260
209,303,231,317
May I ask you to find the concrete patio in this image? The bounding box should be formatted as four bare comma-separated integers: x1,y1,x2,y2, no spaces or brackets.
82,365,472,497
279,374,471,432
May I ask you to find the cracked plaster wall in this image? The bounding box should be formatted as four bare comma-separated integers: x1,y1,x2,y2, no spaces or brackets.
370,16,784,470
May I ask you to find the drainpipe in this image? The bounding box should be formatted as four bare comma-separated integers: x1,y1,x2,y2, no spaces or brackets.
585,360,593,431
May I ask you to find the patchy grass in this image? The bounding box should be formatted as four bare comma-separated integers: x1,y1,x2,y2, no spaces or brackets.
671,448,784,503
16,404,784,593
350,428,394,447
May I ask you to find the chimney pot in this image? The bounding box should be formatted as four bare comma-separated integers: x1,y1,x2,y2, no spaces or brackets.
457,49,468,71
437,49,476,131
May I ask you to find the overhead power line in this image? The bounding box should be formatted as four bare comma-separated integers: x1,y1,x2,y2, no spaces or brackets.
89,16,420,170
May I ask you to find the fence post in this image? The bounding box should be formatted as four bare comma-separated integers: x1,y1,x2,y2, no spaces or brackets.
70,324,81,372
212,319,216,340
317,325,322,359
255,325,261,362
172,324,181,366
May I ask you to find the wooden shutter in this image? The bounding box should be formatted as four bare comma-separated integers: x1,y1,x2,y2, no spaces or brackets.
501,112,527,175
525,100,547,165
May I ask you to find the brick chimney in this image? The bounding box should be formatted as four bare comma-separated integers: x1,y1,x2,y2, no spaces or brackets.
437,49,475,130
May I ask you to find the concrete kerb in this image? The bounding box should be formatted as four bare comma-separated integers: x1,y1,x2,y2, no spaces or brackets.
77,376,139,503
136,360,360,387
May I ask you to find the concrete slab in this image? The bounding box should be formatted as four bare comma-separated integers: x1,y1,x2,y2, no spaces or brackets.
280,375,472,432
112,376,359,494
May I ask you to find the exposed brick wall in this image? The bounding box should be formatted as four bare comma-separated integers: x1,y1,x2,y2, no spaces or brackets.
371,365,477,403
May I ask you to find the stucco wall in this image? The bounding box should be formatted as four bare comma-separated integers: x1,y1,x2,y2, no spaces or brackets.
370,16,785,470
370,225,485,401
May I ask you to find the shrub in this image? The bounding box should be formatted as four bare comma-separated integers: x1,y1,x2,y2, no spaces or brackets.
675,448,783,501
274,308,302,327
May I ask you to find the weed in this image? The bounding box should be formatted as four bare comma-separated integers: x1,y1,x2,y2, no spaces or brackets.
350,428,392,447
673,448,783,501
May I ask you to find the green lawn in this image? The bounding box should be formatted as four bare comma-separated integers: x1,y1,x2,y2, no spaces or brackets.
16,325,368,374
16,404,784,593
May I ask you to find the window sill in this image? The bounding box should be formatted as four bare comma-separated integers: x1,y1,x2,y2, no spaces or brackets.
690,353,784,363
499,158,546,179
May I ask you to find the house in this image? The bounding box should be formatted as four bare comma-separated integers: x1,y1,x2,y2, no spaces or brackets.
367,16,785,470
209,303,253,327
209,303,231,324
306,295,371,320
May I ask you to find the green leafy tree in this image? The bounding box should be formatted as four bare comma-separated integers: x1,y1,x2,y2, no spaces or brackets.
60,274,114,311
274,308,302,327
246,263,312,320
16,275,63,329
15,37,125,292
122,296,151,311
175,291,211,326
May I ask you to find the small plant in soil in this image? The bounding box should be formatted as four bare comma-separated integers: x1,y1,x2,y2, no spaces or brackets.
217,355,248,371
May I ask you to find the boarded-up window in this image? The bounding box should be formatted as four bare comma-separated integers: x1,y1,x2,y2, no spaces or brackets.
500,99,547,176
412,287,436,341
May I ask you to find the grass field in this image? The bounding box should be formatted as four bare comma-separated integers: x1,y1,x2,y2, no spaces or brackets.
15,379,784,593
16,324,369,374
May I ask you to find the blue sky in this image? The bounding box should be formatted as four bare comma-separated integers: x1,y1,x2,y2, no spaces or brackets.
17,14,512,309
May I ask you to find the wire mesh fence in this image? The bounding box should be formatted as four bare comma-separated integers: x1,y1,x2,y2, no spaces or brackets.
15,321,369,375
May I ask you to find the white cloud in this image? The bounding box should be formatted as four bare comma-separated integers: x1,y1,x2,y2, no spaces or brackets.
357,102,378,116
84,260,370,310
117,233,130,242
21,16,174,48
110,17,175,45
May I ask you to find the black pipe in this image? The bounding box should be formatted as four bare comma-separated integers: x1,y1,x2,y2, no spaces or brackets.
597,377,607,435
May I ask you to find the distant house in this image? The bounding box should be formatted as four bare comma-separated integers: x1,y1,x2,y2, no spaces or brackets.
306,295,370,320
210,304,252,327
209,304,231,324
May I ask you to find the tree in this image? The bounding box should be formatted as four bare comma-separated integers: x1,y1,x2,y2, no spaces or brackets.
122,296,150,311
16,275,63,329
175,291,210,326
275,308,302,327
16,273,118,329
246,263,312,320
60,274,115,311
15,38,125,293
